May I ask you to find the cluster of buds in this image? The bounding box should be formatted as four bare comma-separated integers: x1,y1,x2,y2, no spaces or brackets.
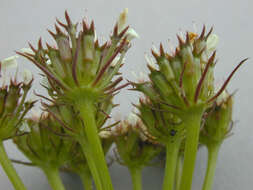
18,9,137,110
0,58,34,141
13,112,76,169
200,90,234,147
133,27,246,116
111,113,162,169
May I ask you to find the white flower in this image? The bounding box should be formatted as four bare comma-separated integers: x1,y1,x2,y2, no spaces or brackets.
0,55,18,70
127,112,139,126
117,8,139,41
111,56,125,67
20,48,34,55
145,53,158,70
206,34,219,53
126,28,139,41
131,71,149,83
19,121,31,133
216,90,229,106
99,130,112,138
22,69,33,85
118,8,128,33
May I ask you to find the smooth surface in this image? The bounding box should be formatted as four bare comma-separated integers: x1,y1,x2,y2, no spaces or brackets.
0,0,253,189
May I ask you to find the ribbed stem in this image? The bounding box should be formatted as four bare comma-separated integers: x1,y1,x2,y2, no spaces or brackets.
129,168,142,190
78,100,113,190
202,144,220,190
79,169,93,190
174,155,183,190
79,139,102,190
43,167,65,190
0,141,27,190
179,111,203,190
162,139,181,190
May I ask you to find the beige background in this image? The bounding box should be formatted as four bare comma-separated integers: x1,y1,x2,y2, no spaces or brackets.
0,0,253,189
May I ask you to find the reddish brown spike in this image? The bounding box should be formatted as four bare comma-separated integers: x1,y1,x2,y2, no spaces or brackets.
160,43,165,56
38,38,43,49
90,20,95,33
194,51,216,103
106,82,131,94
47,29,57,40
186,32,190,44
56,18,67,29
151,49,159,60
177,35,184,47
64,10,72,26
118,26,129,38
206,27,213,39
46,43,53,50
103,77,123,91
55,24,63,35
207,58,248,103
72,33,81,86
113,23,118,36
94,39,99,49
16,51,67,91
200,25,206,39
93,37,127,86
82,20,89,32
179,61,187,88
28,42,37,53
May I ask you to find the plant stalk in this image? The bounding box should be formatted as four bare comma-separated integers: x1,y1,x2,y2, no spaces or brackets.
162,139,181,190
202,144,220,190
0,141,27,190
43,167,65,190
129,168,142,190
79,169,93,190
174,155,183,190
179,110,203,190
79,140,102,190
78,100,113,190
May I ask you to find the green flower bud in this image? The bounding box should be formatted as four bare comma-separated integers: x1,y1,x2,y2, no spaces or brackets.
112,114,162,169
200,90,233,146
13,113,75,169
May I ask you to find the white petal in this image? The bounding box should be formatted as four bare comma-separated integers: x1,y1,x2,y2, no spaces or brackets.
1,55,18,69
20,48,34,55
99,131,112,138
111,56,125,67
206,34,219,52
126,28,139,41
23,69,33,84
118,8,128,33
145,54,158,70
127,112,138,126
19,122,31,133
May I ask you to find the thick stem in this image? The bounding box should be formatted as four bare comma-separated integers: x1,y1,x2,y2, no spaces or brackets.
0,141,27,190
79,139,103,190
174,155,183,190
43,167,65,190
79,169,93,190
162,139,181,190
129,168,142,190
202,144,220,190
78,100,113,190
179,110,203,190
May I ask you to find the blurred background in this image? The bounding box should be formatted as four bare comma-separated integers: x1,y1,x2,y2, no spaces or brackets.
0,0,252,189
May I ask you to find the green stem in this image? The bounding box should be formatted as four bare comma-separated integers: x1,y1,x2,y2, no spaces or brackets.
174,155,183,190
0,141,27,190
79,169,93,190
43,167,65,190
179,111,203,190
129,168,142,190
163,139,181,190
78,100,113,190
202,144,220,190
79,139,103,190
